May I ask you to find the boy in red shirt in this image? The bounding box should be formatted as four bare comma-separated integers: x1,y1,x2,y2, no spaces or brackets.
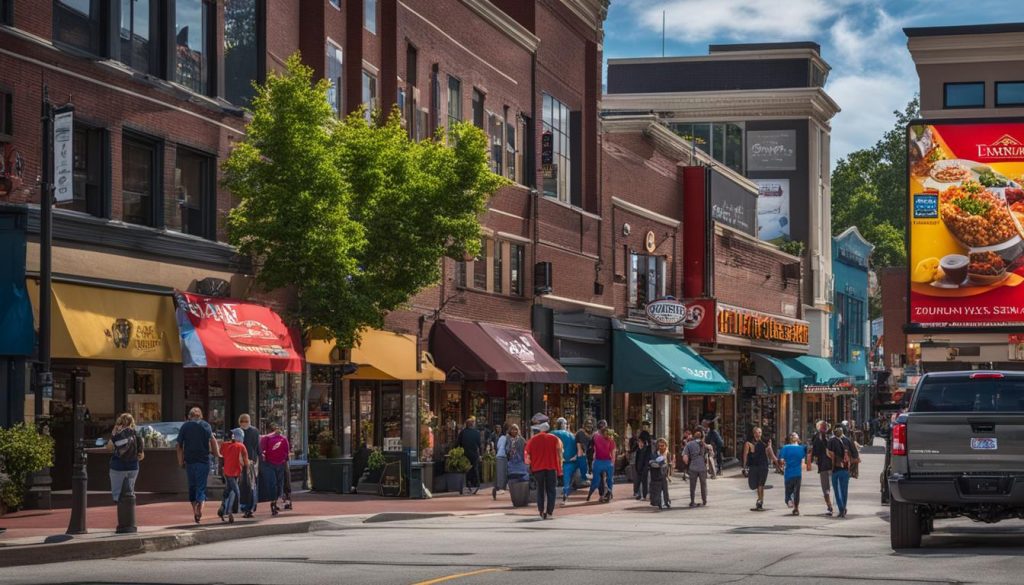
525,413,563,520
219,428,250,523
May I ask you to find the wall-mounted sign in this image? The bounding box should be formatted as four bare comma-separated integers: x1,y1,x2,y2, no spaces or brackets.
747,129,797,171
804,385,855,395
541,130,554,178
682,298,717,343
755,179,791,242
645,298,687,327
709,169,757,236
644,230,656,253
716,302,809,348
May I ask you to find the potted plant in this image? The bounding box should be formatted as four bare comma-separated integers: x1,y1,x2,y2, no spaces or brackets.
481,451,496,484
444,446,471,494
0,423,54,514
366,448,387,484
308,430,344,493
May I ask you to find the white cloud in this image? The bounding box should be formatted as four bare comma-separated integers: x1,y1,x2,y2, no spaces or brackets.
631,0,845,43
826,72,917,162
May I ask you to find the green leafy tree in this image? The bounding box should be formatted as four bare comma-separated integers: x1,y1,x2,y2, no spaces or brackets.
224,54,506,348
0,423,54,510
831,97,920,268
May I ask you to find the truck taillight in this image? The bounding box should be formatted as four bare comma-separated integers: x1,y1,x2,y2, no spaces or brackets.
892,422,907,456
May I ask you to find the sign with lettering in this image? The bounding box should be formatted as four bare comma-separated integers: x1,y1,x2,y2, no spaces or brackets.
53,107,74,203
747,130,797,171
716,303,809,349
709,169,757,236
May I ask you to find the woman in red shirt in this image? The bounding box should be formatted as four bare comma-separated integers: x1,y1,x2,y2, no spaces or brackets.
219,428,250,523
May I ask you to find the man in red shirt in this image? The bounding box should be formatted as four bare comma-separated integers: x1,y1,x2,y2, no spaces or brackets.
525,413,563,519
219,428,250,523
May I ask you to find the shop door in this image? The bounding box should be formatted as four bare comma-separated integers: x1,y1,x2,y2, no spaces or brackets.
380,383,403,452
352,381,376,448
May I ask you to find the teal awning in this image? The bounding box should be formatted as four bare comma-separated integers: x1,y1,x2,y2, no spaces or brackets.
564,365,610,386
612,331,732,394
785,355,850,386
751,353,807,393
0,214,33,356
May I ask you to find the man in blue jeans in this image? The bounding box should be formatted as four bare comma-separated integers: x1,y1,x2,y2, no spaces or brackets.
551,418,584,504
177,407,221,524
827,426,858,518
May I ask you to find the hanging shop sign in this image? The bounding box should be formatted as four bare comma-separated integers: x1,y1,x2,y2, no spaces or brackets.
804,384,855,395
53,107,74,203
716,302,809,349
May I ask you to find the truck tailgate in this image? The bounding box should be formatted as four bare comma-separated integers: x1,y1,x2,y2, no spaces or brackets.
908,413,1024,474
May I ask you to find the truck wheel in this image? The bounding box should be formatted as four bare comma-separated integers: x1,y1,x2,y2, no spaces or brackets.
891,501,922,549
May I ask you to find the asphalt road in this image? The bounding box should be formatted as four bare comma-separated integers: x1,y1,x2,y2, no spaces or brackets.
5,446,1024,585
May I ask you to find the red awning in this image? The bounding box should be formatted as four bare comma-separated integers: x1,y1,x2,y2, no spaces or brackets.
175,292,303,373
430,320,567,383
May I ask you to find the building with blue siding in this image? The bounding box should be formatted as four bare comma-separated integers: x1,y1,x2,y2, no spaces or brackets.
831,227,874,425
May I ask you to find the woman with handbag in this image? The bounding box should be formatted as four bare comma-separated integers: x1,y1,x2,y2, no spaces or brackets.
107,413,144,503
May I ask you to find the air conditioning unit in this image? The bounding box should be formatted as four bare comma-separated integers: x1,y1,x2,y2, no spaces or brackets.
782,262,802,280
534,262,552,295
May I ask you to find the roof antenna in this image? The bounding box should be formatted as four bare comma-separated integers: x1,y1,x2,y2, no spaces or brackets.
662,10,666,57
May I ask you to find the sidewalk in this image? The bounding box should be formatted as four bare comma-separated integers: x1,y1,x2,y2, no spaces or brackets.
0,472,721,567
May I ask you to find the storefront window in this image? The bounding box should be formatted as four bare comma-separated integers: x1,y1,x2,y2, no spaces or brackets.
419,383,436,462
355,383,375,448
506,383,525,429
381,383,402,451
288,374,303,457
126,366,162,424
51,366,117,443
258,372,287,435
582,386,604,424
439,385,462,452
309,366,333,447
468,387,489,427
544,384,579,430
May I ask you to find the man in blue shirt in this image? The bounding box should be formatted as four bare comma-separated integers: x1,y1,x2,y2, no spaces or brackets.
177,407,221,524
551,417,581,504
778,432,808,516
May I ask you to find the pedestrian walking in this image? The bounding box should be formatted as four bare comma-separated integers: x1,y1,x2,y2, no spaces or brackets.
505,424,528,481
827,426,860,518
492,424,508,500
707,422,725,479
176,407,220,524
259,422,291,516
107,413,144,503
806,420,835,516
551,417,583,504
457,417,482,495
237,414,259,518
632,430,652,501
741,427,777,512
524,414,562,519
683,428,709,507
218,428,250,524
702,429,718,479
778,432,807,516
587,420,616,503
576,418,594,484
649,438,672,509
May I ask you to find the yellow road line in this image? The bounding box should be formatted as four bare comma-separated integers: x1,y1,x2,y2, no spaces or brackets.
411,567,510,585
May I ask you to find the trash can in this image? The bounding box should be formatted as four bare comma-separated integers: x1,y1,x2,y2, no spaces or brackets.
509,477,530,508
409,461,426,499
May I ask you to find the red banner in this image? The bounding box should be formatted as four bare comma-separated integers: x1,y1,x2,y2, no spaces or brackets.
175,292,303,373
682,298,717,343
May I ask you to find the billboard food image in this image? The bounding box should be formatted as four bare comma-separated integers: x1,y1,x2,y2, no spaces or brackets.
908,121,1024,328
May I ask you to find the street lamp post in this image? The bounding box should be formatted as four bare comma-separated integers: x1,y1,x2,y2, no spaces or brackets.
66,368,89,534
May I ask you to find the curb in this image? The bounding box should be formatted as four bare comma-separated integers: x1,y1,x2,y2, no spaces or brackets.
0,518,340,568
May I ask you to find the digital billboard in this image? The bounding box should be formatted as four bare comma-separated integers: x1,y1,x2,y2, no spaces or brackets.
908,120,1024,328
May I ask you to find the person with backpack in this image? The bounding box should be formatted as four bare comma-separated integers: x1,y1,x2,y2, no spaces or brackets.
648,438,672,509
806,420,835,516
218,428,250,523
683,428,710,507
706,421,725,479
586,420,616,503
827,426,860,518
576,418,594,485
107,413,144,503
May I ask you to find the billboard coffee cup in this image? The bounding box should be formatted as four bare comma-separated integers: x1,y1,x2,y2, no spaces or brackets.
940,254,969,285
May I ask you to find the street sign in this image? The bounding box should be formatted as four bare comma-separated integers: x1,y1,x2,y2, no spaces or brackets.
53,107,74,203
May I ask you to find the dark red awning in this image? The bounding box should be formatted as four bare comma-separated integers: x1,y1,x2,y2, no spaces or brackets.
176,292,303,373
430,320,567,383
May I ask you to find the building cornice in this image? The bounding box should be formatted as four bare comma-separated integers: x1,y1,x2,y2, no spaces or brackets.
609,48,830,73
558,0,610,33
611,196,680,228
460,0,540,53
714,221,801,264
908,32,1024,64
602,87,841,126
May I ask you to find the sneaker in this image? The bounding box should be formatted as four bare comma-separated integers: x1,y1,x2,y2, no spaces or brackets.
826,508,833,516
786,500,794,509
228,513,235,524
756,500,763,510
284,502,293,511
689,501,697,508
792,509,800,516
271,505,280,517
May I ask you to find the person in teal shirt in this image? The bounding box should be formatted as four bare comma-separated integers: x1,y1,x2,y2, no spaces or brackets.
778,432,808,516
552,418,581,503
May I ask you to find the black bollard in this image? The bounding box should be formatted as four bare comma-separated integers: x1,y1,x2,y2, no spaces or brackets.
116,475,137,534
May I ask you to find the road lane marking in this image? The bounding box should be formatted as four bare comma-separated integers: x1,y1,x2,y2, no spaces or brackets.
412,567,509,585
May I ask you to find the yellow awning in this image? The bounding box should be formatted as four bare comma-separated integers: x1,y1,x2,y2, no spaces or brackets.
27,280,182,363
306,329,445,382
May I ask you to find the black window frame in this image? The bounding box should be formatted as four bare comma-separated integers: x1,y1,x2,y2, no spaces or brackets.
2,0,12,25
509,243,525,297
58,121,109,218
121,130,162,228
943,82,985,109
171,146,216,240
224,0,265,108
472,88,485,130
53,0,109,57
447,75,462,129
0,87,12,142
995,81,1024,108
117,0,160,75
172,0,216,97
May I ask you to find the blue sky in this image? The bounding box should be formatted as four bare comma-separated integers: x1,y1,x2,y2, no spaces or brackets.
603,0,1021,164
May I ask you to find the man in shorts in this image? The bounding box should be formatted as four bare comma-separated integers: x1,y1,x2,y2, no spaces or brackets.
806,420,835,516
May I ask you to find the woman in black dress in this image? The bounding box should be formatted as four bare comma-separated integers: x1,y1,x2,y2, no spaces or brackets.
741,427,778,511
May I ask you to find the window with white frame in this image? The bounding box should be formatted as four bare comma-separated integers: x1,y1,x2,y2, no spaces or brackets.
326,42,343,116
362,70,377,122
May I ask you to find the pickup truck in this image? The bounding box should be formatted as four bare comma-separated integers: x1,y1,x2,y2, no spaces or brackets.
888,371,1024,549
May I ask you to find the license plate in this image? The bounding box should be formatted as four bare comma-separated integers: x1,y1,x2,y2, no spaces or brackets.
971,438,998,450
